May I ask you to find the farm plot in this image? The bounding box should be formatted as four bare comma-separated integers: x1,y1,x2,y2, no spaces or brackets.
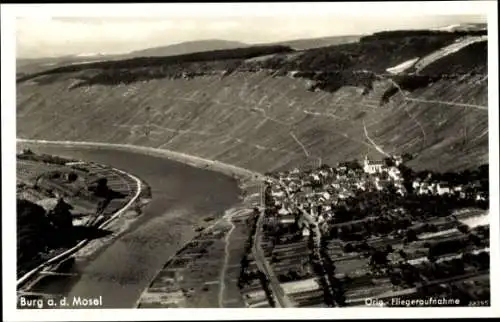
138,210,254,308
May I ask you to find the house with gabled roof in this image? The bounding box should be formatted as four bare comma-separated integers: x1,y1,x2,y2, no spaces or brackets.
437,182,451,195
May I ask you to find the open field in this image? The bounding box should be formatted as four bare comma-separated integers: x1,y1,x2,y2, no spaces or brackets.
137,184,258,308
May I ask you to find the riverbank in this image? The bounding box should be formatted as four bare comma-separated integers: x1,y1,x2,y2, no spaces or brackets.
17,139,265,181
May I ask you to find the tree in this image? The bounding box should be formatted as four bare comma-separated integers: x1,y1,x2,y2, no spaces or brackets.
67,172,78,183
48,198,74,231
370,250,389,268
402,153,413,163
343,242,355,253
405,229,418,243
457,224,470,234
22,148,34,156
17,199,54,266
468,233,481,246
384,157,395,167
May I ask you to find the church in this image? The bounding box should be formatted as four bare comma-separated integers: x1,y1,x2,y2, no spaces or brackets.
363,155,384,174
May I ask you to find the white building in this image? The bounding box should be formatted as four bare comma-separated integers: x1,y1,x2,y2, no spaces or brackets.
331,183,341,189
396,188,406,196
392,155,404,166
320,191,331,201
476,193,487,201
320,169,330,176
437,183,451,195
278,207,291,216
418,183,430,195
272,190,285,198
281,278,321,295
388,167,402,181
279,215,296,224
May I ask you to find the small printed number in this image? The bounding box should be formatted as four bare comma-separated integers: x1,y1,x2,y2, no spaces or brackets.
469,300,489,307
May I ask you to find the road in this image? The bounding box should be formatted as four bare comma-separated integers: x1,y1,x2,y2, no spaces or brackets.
405,98,488,110
251,183,295,308
297,206,335,303
218,210,236,308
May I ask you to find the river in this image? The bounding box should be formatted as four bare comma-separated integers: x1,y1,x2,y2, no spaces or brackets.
17,144,242,308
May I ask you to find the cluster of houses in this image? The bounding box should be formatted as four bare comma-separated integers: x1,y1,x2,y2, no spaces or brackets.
259,155,488,306
264,155,407,236
412,178,487,201
265,154,488,237
363,155,487,201
363,155,406,196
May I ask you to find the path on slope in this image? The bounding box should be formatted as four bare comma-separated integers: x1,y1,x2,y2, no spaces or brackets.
362,120,390,157
405,98,488,110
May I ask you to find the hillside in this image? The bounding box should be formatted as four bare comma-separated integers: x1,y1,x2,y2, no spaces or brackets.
16,39,254,75
17,29,489,174
15,35,361,76
272,35,361,50
17,55,121,76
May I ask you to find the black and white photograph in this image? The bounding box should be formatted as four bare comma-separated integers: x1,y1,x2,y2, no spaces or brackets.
2,1,499,321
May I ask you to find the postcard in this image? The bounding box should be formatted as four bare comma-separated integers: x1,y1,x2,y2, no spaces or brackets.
2,1,498,321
